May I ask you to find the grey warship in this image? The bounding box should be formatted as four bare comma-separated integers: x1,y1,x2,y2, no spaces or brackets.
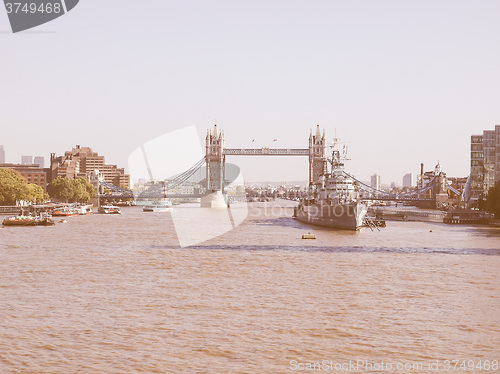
295,137,367,230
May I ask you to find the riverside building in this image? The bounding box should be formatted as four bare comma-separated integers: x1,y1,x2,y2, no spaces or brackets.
0,163,48,193
50,145,130,189
470,125,500,203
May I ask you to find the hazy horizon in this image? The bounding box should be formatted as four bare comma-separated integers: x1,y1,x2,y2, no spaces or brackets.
1,1,499,185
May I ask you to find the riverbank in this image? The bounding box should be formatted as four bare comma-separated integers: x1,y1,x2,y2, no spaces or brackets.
489,219,500,227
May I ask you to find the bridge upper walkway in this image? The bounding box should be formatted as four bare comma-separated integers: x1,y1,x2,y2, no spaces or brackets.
224,148,309,156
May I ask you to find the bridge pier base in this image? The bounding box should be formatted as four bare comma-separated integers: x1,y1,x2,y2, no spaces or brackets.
435,193,448,209
200,191,228,208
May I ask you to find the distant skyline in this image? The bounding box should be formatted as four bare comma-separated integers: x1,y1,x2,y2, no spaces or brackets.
34,156,45,168
21,155,33,165
1,1,499,183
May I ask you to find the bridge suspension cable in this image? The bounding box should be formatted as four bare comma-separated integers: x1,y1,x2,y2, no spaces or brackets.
138,157,207,198
446,184,461,196
342,171,437,199
99,180,134,195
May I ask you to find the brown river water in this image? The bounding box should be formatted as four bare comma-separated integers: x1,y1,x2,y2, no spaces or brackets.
0,200,499,373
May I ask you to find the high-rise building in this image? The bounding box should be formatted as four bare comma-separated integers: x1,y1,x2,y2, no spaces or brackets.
50,145,130,188
0,145,5,163
21,155,33,164
470,125,500,202
403,173,413,187
371,174,381,190
34,156,45,168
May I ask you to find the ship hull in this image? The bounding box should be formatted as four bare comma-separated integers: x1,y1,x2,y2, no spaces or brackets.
143,206,173,212
295,202,367,230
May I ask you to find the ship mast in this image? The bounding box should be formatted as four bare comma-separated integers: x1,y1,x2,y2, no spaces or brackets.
328,137,349,176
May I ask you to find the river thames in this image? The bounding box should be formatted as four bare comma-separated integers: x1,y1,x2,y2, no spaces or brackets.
0,200,499,373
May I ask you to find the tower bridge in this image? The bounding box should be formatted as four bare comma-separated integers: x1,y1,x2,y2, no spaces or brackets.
129,124,459,208
204,124,327,193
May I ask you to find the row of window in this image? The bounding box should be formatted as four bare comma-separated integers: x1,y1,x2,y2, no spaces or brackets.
471,152,483,158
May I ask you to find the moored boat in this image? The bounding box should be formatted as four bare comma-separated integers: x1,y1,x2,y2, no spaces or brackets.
443,208,493,224
2,215,38,226
52,207,79,217
295,137,367,230
98,205,121,214
2,213,55,226
76,204,93,215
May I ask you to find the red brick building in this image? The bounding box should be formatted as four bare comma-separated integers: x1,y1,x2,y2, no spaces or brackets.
0,164,49,193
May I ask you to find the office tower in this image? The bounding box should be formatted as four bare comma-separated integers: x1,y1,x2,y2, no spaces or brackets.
21,155,33,164
403,173,413,187
34,156,45,168
371,174,381,190
470,125,500,202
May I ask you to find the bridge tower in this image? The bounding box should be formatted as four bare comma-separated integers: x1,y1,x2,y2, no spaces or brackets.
309,125,328,187
205,123,225,192
433,161,449,208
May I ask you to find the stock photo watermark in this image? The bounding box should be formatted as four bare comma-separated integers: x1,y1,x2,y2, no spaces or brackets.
289,359,499,372
3,0,79,33
128,126,249,247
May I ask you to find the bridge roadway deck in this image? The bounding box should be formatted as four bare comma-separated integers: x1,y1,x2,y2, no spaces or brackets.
135,194,206,199
363,196,434,202
103,193,435,202
0,206,22,214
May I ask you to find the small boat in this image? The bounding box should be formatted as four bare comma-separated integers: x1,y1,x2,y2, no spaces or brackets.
37,216,56,226
143,205,173,212
52,207,79,217
143,200,173,212
142,183,173,212
302,233,316,239
98,205,121,214
2,213,55,226
76,204,93,215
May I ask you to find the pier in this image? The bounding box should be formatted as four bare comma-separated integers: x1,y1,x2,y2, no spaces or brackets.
0,206,21,215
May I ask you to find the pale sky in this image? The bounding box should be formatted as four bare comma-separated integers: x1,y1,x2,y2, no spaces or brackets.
1,1,499,185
